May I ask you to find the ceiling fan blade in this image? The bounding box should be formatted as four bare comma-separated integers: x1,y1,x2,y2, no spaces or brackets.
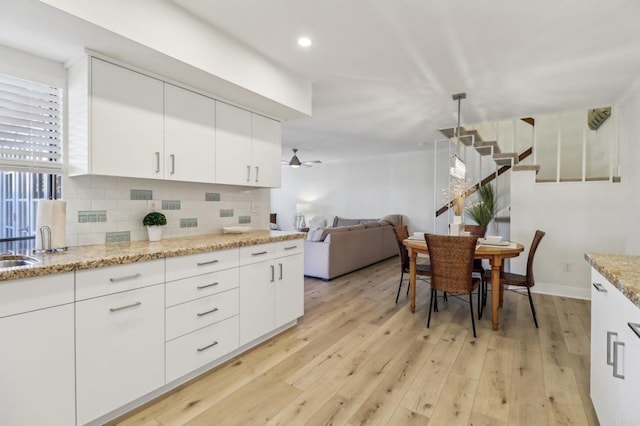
302,160,322,164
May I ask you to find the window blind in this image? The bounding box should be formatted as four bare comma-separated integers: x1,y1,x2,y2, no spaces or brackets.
0,73,62,173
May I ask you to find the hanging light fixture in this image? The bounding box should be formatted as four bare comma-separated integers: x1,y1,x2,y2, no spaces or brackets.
449,92,466,180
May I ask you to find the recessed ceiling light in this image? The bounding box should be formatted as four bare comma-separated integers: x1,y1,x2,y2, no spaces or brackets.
297,37,312,47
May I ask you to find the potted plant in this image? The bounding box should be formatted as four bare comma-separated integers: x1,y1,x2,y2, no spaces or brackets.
143,211,167,242
466,183,497,229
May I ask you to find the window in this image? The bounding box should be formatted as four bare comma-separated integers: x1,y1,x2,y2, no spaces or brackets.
0,73,63,252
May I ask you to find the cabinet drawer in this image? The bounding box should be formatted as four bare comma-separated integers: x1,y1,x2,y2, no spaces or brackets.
76,259,164,300
166,288,239,340
239,243,276,266
0,272,74,318
277,239,304,257
166,267,239,307
166,315,239,383
166,248,238,282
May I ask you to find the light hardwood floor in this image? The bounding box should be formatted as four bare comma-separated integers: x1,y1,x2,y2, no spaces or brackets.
113,257,597,425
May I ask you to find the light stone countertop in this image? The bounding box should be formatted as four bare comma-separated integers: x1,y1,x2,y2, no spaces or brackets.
585,253,640,309
0,230,306,282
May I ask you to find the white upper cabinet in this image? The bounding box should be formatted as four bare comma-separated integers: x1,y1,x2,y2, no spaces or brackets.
216,101,282,187
215,101,253,185
164,83,216,183
89,57,165,179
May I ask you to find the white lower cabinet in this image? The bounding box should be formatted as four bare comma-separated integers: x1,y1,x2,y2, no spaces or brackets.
239,242,304,345
590,268,640,426
76,284,165,425
0,303,75,426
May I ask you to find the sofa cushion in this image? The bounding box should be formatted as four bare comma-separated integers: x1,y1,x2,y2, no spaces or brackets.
307,228,325,242
332,217,361,227
308,216,327,230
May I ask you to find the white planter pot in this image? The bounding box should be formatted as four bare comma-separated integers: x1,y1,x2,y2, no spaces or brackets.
147,226,163,242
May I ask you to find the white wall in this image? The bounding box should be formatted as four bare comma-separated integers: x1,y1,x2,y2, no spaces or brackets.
271,151,434,233
620,86,640,254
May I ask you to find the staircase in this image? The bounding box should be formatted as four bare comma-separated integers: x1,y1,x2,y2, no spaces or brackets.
435,119,540,217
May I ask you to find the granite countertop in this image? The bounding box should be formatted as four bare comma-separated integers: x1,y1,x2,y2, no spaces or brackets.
0,230,306,281
585,253,640,309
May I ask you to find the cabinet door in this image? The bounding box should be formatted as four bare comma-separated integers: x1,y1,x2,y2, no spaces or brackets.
215,101,252,185
251,114,282,187
0,304,75,426
91,58,164,179
617,291,640,425
164,84,216,183
239,260,275,345
275,253,304,328
76,284,165,425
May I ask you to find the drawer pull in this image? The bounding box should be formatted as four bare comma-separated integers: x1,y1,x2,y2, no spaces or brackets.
197,341,219,352
246,165,251,182
197,260,219,266
279,263,283,280
110,301,142,312
284,245,298,250
109,273,141,283
613,341,625,379
271,264,275,282
197,307,219,317
252,251,268,256
607,331,617,365
592,283,607,293
629,322,640,339
155,152,160,173
197,282,219,290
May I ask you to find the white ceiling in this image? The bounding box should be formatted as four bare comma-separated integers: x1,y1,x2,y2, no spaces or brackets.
2,1,640,165
172,0,640,163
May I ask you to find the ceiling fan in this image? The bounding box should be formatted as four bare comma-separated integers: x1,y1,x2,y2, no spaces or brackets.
282,148,322,168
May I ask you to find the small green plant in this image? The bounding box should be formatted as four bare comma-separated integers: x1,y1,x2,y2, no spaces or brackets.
466,184,497,226
143,211,167,227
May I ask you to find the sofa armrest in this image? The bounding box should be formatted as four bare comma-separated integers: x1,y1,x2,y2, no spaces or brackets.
304,240,331,280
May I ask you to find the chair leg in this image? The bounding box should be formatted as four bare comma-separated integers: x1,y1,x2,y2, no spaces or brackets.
427,289,435,328
406,277,410,296
469,293,477,338
527,287,539,328
477,284,483,320
395,270,404,304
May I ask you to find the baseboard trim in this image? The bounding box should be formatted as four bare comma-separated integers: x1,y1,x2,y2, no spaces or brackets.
529,281,591,300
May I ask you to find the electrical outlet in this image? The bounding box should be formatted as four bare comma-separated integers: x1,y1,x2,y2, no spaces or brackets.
563,262,572,272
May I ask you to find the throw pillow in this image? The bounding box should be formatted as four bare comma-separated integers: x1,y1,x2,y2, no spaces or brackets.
307,228,325,242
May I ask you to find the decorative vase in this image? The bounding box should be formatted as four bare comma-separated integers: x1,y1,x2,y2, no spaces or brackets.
147,226,163,242
450,215,464,236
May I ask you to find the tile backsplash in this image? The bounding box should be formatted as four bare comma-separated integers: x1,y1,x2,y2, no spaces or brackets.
63,175,270,246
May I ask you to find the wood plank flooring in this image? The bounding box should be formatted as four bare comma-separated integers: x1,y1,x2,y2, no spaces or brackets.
113,257,597,425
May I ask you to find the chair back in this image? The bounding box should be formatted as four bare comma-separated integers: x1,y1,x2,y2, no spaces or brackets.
464,224,487,238
392,225,410,272
526,230,546,286
424,233,478,294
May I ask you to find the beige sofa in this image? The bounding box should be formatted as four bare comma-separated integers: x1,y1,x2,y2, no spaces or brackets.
303,215,402,280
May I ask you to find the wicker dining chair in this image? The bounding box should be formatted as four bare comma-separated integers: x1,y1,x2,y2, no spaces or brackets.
484,230,545,328
392,225,431,304
464,224,487,317
425,233,481,337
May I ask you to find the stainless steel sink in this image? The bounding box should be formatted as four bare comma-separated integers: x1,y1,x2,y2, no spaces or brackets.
0,255,40,268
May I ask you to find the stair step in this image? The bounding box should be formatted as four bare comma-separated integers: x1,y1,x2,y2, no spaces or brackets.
493,152,519,166
438,127,483,145
512,164,541,173
474,140,501,156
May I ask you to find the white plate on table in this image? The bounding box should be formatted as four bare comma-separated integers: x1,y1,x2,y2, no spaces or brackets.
478,238,510,246
408,236,425,241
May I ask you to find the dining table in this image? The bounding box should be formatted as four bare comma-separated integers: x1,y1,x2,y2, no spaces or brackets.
403,237,524,330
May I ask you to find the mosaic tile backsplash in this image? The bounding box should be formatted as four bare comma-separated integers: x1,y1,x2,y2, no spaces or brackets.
63,175,269,246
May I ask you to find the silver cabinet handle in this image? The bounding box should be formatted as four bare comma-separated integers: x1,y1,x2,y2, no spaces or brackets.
252,251,268,256
613,341,625,379
284,245,298,250
197,260,219,266
592,283,607,293
197,282,219,290
170,154,175,175
155,152,160,173
629,322,640,339
270,264,275,282
246,165,251,182
197,341,218,352
109,273,141,283
196,307,219,317
279,263,283,280
255,166,259,183
110,301,142,312
607,331,617,365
